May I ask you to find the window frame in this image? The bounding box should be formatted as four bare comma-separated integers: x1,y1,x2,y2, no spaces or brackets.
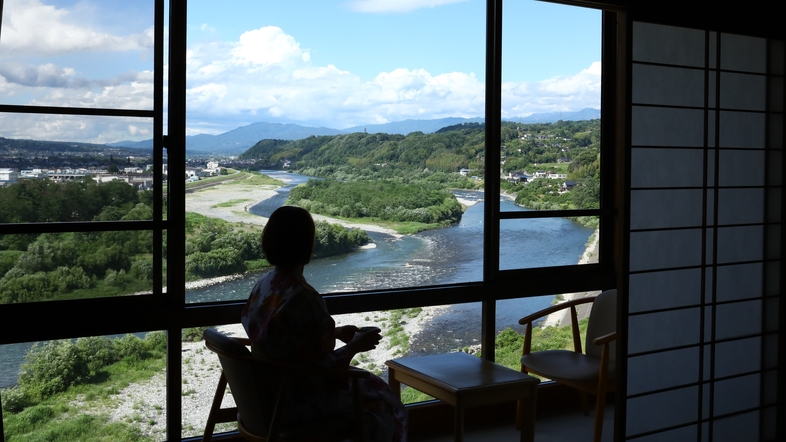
0,1,617,440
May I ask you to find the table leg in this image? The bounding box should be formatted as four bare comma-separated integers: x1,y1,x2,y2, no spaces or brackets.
453,405,464,442
388,368,401,400
517,388,536,442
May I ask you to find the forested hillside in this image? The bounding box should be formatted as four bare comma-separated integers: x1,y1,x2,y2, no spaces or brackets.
239,119,598,178
0,179,370,303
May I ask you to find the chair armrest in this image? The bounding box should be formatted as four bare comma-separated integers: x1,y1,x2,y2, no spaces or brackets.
592,331,616,346
518,296,596,325
232,337,253,346
247,356,372,379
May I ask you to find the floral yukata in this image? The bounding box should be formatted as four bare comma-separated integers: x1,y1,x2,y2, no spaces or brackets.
241,268,407,442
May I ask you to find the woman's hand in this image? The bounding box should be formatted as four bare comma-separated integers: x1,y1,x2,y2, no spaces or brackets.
346,328,382,354
334,325,359,344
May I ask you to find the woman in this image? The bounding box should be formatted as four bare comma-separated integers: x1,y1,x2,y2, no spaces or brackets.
241,205,407,442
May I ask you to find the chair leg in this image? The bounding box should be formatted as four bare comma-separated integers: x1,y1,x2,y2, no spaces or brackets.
579,391,589,416
203,372,228,442
592,389,607,442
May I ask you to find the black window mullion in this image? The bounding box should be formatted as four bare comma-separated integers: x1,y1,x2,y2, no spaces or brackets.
166,0,187,439
482,0,503,362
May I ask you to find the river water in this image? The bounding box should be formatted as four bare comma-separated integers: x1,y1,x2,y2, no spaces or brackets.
0,170,593,388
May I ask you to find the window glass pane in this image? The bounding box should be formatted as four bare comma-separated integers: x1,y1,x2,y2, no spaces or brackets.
499,217,596,271
181,325,237,439
1,332,166,441
0,113,155,223
0,0,155,110
0,231,154,304
381,303,481,405
500,2,601,215
185,1,486,297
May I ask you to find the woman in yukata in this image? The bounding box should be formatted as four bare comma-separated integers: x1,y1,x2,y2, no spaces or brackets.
241,205,407,442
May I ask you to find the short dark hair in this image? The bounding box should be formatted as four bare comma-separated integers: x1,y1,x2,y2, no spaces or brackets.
262,206,315,266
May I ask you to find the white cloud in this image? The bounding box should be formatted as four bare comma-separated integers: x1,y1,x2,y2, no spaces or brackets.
0,13,600,143
0,0,153,57
502,62,601,119
346,0,466,13
231,27,308,66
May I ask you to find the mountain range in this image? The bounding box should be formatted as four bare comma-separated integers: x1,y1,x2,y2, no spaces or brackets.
109,108,599,156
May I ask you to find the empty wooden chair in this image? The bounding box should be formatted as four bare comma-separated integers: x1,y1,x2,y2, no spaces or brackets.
518,289,617,442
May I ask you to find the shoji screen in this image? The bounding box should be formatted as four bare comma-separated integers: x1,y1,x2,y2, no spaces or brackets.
625,21,783,441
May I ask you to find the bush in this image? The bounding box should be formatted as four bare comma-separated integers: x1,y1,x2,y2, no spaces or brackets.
144,330,167,352
75,336,116,374
1,386,33,413
18,340,91,400
113,334,147,360
182,326,213,342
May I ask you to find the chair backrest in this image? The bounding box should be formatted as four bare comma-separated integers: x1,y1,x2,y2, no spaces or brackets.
584,289,617,362
203,328,276,437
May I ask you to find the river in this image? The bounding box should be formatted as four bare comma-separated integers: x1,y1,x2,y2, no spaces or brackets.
0,170,593,388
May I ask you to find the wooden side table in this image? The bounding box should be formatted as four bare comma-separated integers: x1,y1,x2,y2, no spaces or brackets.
386,352,540,442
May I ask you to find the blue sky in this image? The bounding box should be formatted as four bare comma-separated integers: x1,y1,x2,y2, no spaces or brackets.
0,0,600,143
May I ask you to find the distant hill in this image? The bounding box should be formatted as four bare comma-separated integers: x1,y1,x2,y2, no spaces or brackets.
109,109,600,155
509,108,600,123
343,117,485,136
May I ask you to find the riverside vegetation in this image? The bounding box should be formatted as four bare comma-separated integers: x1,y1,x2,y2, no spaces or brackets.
242,119,600,229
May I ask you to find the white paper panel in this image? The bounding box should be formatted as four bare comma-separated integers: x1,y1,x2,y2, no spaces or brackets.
632,64,705,107
631,189,704,229
629,425,698,442
721,33,767,73
703,344,712,379
714,337,762,378
629,308,701,354
719,111,766,149
630,229,703,271
633,22,705,67
705,267,714,304
716,263,763,302
720,73,767,111
715,300,762,340
716,226,764,264
718,150,765,187
712,411,759,442
629,268,702,313
717,188,764,225
631,148,705,188
632,106,705,147
626,386,699,437
628,347,700,395
715,375,761,418
706,189,715,226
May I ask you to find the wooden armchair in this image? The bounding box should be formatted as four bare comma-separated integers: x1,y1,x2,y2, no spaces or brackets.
517,289,617,442
202,328,370,442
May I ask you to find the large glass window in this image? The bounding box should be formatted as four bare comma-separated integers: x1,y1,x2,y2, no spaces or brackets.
2,0,614,440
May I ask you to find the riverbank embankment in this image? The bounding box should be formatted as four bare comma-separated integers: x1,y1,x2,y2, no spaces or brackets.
540,229,601,328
